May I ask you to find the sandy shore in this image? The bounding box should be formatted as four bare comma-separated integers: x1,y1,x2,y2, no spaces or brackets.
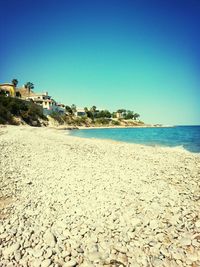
0,126,200,267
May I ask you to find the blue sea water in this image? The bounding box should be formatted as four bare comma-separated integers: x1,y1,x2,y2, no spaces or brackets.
70,126,200,153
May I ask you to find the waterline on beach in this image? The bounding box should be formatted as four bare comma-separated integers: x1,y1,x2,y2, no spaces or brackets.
70,126,200,153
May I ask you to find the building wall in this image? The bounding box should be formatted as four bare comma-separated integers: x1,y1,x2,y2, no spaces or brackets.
75,109,86,117
16,88,35,98
0,84,16,97
15,90,64,116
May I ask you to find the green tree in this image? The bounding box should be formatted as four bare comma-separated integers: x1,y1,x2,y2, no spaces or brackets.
104,110,111,118
96,110,111,118
117,109,126,114
112,112,117,118
86,111,94,119
133,113,140,120
84,107,88,113
124,110,134,120
71,104,77,114
84,107,93,119
12,79,18,87
90,106,97,113
112,120,120,126
25,82,34,93
65,105,73,115
90,106,99,118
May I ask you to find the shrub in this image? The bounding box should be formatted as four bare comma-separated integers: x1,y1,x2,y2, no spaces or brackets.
0,105,12,124
95,118,110,125
111,120,120,126
74,116,88,126
49,112,65,124
95,110,111,119
0,96,47,126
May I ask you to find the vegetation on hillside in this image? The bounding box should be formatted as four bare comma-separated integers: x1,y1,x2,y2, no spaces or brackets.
0,78,143,127
0,95,47,126
49,105,144,127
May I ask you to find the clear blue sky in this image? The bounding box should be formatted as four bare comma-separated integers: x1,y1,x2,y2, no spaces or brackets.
0,0,200,125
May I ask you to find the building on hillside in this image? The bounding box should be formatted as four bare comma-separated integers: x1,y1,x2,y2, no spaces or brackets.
56,103,65,114
116,112,124,119
0,83,16,97
26,92,59,115
0,83,64,116
16,87,35,98
75,108,86,117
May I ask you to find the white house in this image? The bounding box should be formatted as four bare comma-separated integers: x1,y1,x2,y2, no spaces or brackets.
26,92,59,115
56,103,65,114
75,108,86,117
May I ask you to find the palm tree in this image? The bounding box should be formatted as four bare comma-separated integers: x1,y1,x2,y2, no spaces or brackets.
84,107,88,113
24,82,34,93
90,106,97,113
90,105,98,118
133,113,140,120
12,79,18,87
117,109,126,113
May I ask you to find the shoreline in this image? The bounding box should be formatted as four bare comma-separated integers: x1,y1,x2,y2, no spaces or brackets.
68,126,199,155
46,123,175,131
69,134,195,154
1,126,200,266
77,124,175,130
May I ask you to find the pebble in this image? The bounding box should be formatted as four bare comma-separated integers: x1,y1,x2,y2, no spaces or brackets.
31,258,42,267
14,250,21,261
0,225,5,234
63,259,77,267
3,242,20,259
41,259,51,267
43,231,56,247
117,253,128,265
195,220,200,228
33,249,43,258
150,220,159,229
76,247,84,253
44,248,53,259
114,244,127,254
131,218,141,228
62,250,71,257
179,237,192,246
79,261,94,267
87,251,102,262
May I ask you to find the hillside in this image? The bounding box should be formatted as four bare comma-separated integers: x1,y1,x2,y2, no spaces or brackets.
0,96,145,128
0,96,48,126
48,112,145,128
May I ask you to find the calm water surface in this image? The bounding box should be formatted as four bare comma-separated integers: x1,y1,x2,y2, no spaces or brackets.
70,126,200,153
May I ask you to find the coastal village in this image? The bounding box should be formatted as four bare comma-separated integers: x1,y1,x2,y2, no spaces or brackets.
0,81,66,116
0,80,142,126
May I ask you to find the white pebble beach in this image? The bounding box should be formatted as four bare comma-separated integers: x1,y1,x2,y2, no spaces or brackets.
0,125,200,267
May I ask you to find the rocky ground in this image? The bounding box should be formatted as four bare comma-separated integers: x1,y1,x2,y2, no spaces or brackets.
0,126,200,267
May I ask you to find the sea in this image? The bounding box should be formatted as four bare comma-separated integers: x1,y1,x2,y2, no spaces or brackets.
70,125,200,153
